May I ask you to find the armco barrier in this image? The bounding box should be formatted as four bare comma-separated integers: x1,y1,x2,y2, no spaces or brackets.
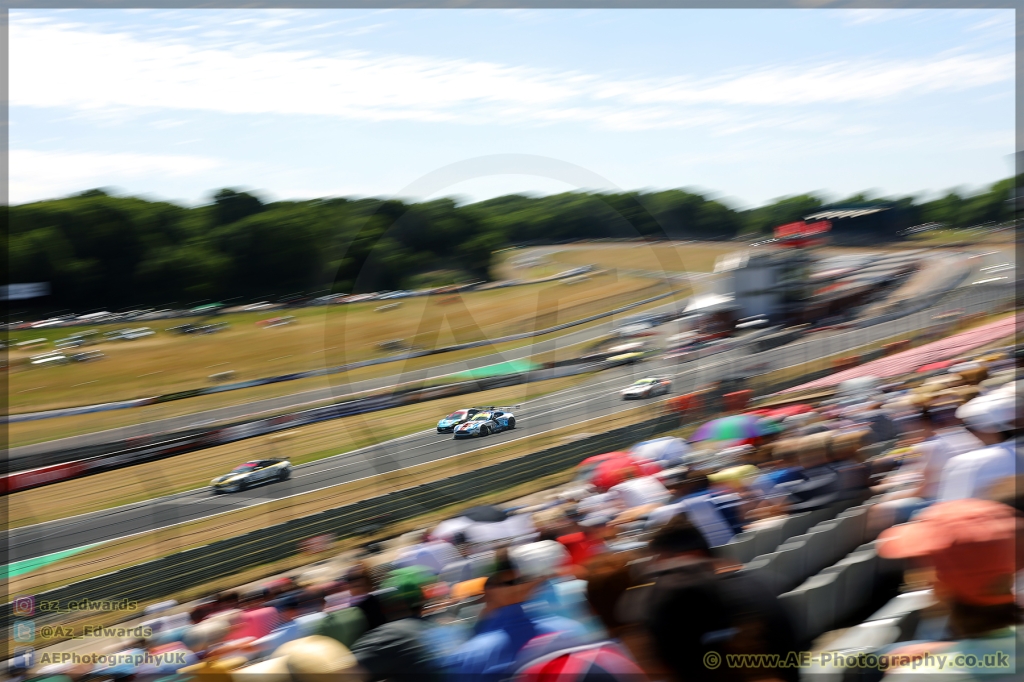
859,347,886,363
0,412,681,632
750,327,805,354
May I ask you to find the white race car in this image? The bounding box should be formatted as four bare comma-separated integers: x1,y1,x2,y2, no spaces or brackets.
620,377,672,400
210,458,291,493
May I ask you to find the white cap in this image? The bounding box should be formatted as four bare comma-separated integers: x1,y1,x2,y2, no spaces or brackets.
987,380,1018,400
509,540,570,581
949,361,981,374
577,493,612,514
235,636,357,682
838,376,881,397
955,393,1016,433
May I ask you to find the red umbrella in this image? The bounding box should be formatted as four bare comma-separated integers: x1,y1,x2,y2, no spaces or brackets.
591,458,639,491
579,452,660,491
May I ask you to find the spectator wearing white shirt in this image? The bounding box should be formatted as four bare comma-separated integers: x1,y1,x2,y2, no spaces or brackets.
646,469,734,547
938,390,1020,502
871,403,983,531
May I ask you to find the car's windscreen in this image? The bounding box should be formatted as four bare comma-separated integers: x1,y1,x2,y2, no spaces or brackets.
634,379,656,385
472,413,492,421
444,411,467,420
231,463,259,472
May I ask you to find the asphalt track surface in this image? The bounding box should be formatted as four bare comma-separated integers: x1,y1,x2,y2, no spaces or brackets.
9,248,922,459
6,281,1009,565
9,298,691,460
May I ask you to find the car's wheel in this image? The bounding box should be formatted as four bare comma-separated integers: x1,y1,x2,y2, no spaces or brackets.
239,478,249,491
279,468,290,482
480,426,490,436
508,417,516,429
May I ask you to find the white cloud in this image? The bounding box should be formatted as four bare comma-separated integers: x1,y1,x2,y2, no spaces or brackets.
9,149,222,203
840,9,927,26
10,18,1013,133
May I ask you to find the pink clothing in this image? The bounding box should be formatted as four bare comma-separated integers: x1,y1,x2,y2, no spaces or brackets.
232,606,279,640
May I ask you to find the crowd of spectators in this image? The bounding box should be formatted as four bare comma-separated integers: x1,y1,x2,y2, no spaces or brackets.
16,347,1021,682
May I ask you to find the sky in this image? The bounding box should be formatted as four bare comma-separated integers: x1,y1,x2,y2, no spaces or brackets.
9,8,1016,210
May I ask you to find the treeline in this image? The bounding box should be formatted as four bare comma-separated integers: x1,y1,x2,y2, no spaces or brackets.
7,178,1016,310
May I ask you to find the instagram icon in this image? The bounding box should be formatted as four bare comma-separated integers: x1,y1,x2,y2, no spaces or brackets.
13,596,35,617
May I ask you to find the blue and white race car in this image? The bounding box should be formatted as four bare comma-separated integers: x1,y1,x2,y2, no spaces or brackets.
453,409,516,439
437,408,482,433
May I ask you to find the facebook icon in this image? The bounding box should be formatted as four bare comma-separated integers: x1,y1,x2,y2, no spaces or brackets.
12,647,35,670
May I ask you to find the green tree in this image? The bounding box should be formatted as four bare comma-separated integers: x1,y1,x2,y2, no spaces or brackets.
212,188,265,227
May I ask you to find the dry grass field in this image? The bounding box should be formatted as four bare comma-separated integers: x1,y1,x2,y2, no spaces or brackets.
9,373,592,528
8,273,665,414
501,242,739,279
9,293,692,449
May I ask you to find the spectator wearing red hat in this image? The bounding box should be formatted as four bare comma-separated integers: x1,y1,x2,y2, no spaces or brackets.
876,499,1022,678
557,513,609,569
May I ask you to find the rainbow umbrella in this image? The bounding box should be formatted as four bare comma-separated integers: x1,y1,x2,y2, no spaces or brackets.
690,414,773,443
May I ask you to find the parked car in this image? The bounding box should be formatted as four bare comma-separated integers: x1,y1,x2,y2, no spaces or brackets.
30,352,68,366
70,351,105,362
55,337,85,350
257,316,296,328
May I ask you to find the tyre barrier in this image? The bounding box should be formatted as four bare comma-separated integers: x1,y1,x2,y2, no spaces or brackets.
882,340,910,355
832,356,860,371
723,390,753,412
667,392,710,420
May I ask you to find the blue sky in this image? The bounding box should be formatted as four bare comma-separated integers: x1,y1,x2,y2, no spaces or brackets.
9,8,1015,209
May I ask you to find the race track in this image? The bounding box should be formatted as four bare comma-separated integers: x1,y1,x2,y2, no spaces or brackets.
9,298,688,460
6,279,1010,565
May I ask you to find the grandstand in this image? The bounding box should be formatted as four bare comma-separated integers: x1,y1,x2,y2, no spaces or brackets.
17,327,1019,682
